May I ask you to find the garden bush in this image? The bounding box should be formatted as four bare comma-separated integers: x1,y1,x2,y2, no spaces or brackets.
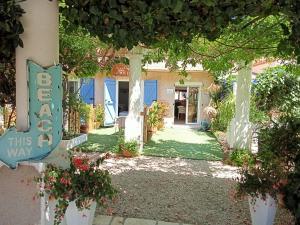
211,92,235,132
230,149,254,167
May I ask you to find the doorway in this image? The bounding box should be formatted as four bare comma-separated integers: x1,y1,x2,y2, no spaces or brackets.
118,81,129,116
174,86,200,125
174,87,187,124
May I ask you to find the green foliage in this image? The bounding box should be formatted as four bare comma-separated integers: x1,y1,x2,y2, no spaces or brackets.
144,15,293,76
147,101,169,130
284,158,300,224
60,16,104,77
36,155,116,225
0,0,24,64
94,104,104,128
230,149,254,167
211,93,235,132
78,101,91,124
236,116,300,215
0,60,16,107
61,1,300,61
258,117,300,168
235,153,283,201
254,66,300,117
249,96,268,124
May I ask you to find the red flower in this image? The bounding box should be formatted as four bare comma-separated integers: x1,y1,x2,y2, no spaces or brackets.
73,156,90,171
78,164,89,172
60,177,71,186
73,157,83,167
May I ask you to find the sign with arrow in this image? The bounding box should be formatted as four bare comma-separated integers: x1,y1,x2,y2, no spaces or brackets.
0,60,62,169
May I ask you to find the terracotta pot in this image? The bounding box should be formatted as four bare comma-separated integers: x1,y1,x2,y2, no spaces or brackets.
80,124,89,134
147,131,153,141
122,149,133,157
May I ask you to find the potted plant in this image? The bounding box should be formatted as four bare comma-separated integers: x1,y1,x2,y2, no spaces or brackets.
36,154,116,225
79,102,91,133
235,149,285,225
114,137,139,157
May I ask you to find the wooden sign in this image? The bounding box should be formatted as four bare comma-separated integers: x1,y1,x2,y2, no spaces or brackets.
0,61,62,168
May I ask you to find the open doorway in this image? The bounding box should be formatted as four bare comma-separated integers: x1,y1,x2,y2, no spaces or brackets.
174,87,187,124
118,81,129,116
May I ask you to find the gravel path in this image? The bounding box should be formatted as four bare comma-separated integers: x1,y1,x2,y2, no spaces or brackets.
97,156,294,225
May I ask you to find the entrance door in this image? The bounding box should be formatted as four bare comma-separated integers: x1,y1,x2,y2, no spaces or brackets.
186,87,199,124
104,78,116,126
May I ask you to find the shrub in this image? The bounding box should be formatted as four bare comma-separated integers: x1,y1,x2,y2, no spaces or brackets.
79,101,91,124
147,101,169,131
94,104,104,127
211,92,235,132
230,149,254,167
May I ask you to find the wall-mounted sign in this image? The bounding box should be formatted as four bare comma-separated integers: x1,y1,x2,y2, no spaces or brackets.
0,61,62,169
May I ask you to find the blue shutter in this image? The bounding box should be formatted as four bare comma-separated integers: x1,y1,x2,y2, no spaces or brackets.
104,78,116,126
80,78,95,104
144,80,157,106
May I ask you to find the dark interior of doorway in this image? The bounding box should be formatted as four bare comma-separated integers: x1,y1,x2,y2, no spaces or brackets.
174,87,187,124
118,81,129,116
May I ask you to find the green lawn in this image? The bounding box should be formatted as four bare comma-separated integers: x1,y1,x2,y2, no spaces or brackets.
143,128,223,160
79,127,120,152
80,127,223,161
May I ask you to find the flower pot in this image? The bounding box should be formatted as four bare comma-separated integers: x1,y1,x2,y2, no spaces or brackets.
80,124,89,134
65,201,96,225
147,131,153,142
45,199,67,225
248,194,277,225
122,149,133,157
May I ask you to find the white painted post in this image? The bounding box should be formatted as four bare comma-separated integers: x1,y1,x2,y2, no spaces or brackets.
227,62,252,149
0,1,59,225
125,47,144,148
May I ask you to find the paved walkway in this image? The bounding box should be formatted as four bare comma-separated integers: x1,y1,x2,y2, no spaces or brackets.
93,215,193,225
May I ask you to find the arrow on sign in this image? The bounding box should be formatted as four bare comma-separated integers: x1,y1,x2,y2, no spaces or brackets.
0,61,62,169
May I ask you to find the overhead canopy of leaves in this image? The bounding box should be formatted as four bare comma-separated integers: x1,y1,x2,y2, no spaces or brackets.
60,18,105,77
0,0,24,64
62,0,300,61
143,15,292,76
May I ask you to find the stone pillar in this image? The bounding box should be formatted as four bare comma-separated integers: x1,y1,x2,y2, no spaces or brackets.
0,1,59,225
227,62,252,149
125,47,144,148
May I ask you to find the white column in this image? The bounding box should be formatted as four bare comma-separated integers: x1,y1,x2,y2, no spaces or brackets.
125,47,144,147
227,62,252,149
0,1,59,225
16,0,59,131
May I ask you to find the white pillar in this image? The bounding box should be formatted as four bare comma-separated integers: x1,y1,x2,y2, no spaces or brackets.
227,62,252,149
16,0,59,131
0,1,59,225
125,47,144,147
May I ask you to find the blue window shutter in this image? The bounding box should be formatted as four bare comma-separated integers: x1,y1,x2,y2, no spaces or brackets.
144,80,157,106
104,78,116,126
80,78,95,104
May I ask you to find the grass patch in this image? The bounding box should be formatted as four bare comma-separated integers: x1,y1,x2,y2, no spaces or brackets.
143,128,223,160
78,127,120,153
